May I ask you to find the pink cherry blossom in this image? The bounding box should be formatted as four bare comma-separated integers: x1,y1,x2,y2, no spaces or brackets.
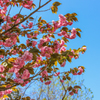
0,55,4,58
32,41,37,47
60,61,66,67
60,46,66,53
69,91,74,95
72,71,78,75
22,51,33,62
75,88,78,93
22,69,30,80
78,67,83,75
45,81,51,85
60,80,64,83
27,34,32,38
60,40,65,47
28,22,33,28
69,28,76,39
41,70,48,77
14,78,24,84
54,72,60,76
40,78,43,82
0,65,5,72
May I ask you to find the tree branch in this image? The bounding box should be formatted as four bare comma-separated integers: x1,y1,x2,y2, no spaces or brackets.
39,0,42,7
0,0,52,36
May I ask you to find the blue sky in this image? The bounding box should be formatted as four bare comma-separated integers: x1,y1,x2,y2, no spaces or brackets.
9,0,100,99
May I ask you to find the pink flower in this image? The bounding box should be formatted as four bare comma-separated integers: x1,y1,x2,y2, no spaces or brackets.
22,81,29,86
60,80,64,83
61,31,66,35
5,89,12,95
0,55,4,58
14,78,24,84
82,47,86,50
60,40,65,47
0,65,5,72
75,88,78,93
22,69,30,79
60,46,66,53
40,78,43,82
58,32,62,36
0,74,5,78
28,22,33,28
26,40,30,45
21,24,27,29
32,41,37,47
0,41,3,45
41,70,48,77
22,51,33,62
54,72,60,76
78,67,83,75
69,50,74,58
72,71,77,75
27,34,32,38
3,38,13,47
68,22,73,26
69,92,74,95
60,61,66,67
45,81,51,85
69,28,76,39
10,50,17,55
14,57,25,68
13,14,17,20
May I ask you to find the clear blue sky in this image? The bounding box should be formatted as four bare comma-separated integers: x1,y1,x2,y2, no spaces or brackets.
10,0,100,99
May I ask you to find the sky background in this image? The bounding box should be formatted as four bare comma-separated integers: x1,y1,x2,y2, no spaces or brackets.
10,0,100,99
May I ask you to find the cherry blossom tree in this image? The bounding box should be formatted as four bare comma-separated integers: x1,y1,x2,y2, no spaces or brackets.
0,0,87,99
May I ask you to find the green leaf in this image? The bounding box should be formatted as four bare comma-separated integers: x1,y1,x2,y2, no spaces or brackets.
74,85,81,89
54,61,57,66
61,27,68,32
1,77,6,81
51,6,58,14
27,67,34,74
76,28,82,32
76,32,81,37
53,2,61,6
29,47,40,53
0,49,5,55
19,44,26,49
47,67,53,73
29,17,34,21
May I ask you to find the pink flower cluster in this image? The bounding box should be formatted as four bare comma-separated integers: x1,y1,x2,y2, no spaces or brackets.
21,22,33,29
38,37,51,49
8,51,33,84
41,46,53,58
72,67,83,75
22,0,33,9
27,33,38,38
58,14,73,27
69,88,78,95
58,28,77,39
22,50,33,62
41,70,48,77
0,89,12,98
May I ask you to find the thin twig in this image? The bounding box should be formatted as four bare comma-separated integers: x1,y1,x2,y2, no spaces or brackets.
39,0,42,7
37,8,51,12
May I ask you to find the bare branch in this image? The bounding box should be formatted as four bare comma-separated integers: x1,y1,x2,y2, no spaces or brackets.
39,0,42,7
37,8,51,12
